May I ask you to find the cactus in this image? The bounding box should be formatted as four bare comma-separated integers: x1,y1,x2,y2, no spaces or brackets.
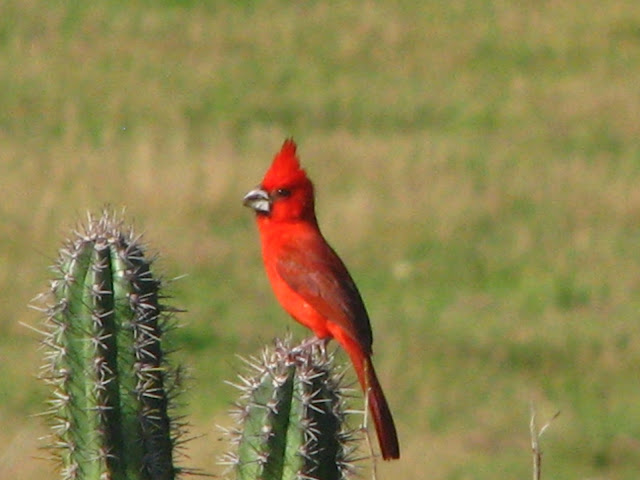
221,338,360,480
37,210,186,480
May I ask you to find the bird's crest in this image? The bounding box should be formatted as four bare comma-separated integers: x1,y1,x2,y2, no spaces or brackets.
262,139,310,190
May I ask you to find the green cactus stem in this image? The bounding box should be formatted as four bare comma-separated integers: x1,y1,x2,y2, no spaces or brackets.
221,338,360,480
37,210,186,480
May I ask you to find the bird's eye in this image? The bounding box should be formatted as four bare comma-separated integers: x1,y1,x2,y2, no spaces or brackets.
275,188,291,198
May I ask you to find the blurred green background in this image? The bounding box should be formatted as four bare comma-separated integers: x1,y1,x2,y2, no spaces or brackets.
2,1,640,478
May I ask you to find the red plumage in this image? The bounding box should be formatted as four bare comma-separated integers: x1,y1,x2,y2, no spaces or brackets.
243,139,400,460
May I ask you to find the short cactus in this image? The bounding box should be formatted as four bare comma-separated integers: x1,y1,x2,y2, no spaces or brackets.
36,210,186,480
221,338,360,480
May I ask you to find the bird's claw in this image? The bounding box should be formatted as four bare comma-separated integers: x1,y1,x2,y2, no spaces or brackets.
292,336,330,358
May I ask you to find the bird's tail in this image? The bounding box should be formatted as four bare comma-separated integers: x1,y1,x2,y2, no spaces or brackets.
348,348,400,460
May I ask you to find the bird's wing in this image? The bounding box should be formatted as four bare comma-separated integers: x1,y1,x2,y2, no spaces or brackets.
275,233,373,352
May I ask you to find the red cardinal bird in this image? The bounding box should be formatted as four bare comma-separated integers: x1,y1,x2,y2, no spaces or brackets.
243,139,400,460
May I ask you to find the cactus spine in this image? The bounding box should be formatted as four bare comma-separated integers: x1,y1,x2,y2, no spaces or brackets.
222,338,359,480
38,211,184,480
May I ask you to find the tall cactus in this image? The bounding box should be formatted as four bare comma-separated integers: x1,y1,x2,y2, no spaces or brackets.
37,210,186,480
221,338,360,480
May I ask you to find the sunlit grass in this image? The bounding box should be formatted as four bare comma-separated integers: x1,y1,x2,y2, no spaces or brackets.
2,0,640,478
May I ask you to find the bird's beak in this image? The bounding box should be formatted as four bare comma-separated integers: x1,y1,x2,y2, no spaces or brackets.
243,187,271,214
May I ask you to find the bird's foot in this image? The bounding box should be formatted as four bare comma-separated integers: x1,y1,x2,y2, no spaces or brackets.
293,336,330,358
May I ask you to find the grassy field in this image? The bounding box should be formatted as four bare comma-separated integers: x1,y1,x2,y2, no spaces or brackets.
2,0,640,478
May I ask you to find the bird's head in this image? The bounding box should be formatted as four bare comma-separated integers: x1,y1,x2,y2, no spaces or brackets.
243,139,316,223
